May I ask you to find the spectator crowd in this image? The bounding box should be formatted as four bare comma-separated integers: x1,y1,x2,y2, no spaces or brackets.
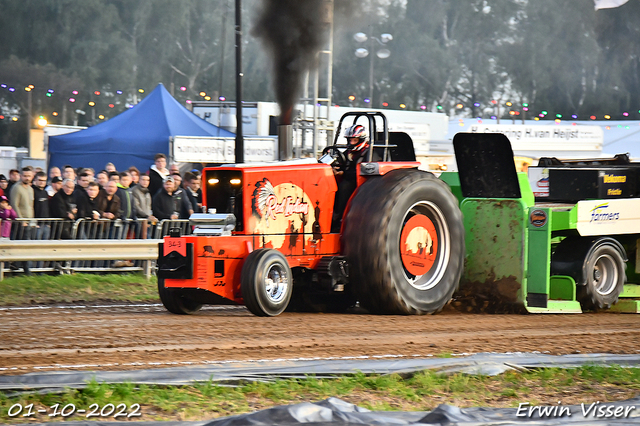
0,153,203,239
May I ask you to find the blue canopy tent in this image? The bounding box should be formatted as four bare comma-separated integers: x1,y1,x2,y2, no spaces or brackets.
48,83,234,173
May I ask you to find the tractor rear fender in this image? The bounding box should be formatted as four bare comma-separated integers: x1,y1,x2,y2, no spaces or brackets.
551,236,627,286
356,161,420,187
342,162,422,232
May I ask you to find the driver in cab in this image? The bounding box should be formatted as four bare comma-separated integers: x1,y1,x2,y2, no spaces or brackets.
331,124,371,232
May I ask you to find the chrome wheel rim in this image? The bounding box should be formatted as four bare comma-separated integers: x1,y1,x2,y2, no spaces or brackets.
592,254,618,296
264,263,288,303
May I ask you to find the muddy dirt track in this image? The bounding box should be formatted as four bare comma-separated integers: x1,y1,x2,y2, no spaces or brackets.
0,302,639,375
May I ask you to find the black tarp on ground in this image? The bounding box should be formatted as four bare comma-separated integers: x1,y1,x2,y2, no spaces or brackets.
205,396,640,425
5,354,640,426
2,352,640,392
29,397,640,426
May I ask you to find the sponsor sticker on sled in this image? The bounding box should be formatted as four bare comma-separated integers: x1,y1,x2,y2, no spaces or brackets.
530,209,547,227
577,199,640,236
528,167,549,198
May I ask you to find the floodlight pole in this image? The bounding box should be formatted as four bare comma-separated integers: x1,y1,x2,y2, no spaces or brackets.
235,0,244,163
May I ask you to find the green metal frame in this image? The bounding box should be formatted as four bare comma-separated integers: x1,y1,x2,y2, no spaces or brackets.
440,171,639,313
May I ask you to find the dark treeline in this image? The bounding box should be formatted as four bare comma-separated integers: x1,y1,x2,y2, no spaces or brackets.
0,0,638,146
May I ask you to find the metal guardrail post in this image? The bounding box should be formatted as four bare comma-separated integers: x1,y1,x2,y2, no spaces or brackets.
143,260,152,280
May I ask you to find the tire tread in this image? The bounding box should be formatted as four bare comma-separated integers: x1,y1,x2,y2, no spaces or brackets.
343,169,464,314
158,278,203,315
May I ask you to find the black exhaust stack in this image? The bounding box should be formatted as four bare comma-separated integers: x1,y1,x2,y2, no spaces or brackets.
278,106,293,161
254,0,330,161
278,125,293,161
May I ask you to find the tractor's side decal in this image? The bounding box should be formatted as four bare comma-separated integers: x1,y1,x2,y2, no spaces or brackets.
201,245,215,256
252,178,310,224
312,201,322,241
265,194,309,220
249,178,318,252
252,178,276,225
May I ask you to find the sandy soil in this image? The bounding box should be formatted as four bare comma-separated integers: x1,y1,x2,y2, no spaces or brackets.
1,302,639,375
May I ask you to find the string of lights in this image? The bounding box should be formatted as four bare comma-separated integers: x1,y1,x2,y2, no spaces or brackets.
0,83,226,123
344,94,640,122
3,81,640,125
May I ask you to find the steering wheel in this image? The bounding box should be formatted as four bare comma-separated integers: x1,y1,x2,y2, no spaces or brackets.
321,146,347,171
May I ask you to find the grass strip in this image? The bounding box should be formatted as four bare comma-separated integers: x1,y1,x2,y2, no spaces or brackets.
1,366,639,423
0,273,158,306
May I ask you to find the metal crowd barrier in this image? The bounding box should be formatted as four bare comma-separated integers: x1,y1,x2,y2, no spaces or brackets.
0,240,161,281
9,218,70,241
0,217,193,276
152,219,193,239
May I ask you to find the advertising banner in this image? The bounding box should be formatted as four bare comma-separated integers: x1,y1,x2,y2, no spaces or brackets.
173,136,277,163
467,124,603,152
577,199,640,236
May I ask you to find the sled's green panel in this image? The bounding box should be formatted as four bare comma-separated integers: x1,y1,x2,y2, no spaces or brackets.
460,198,527,304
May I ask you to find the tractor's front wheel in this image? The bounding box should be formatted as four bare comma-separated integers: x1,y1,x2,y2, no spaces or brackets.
343,169,465,314
241,248,293,316
158,278,203,315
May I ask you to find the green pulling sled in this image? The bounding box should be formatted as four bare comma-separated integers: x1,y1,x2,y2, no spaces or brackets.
441,132,640,313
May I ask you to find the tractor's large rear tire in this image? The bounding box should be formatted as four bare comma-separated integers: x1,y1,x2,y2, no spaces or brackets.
158,278,203,315
241,248,293,317
342,169,465,314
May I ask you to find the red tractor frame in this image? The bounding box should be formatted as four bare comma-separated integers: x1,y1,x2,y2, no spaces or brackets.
157,112,465,316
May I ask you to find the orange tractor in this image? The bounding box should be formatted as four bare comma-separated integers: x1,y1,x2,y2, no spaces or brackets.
157,112,466,316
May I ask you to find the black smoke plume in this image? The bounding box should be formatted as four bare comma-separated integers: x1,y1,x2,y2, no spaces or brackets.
253,0,330,124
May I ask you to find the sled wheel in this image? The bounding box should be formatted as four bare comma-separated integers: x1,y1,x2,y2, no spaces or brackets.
552,237,626,311
241,249,293,316
578,242,625,310
343,169,465,314
158,278,203,315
